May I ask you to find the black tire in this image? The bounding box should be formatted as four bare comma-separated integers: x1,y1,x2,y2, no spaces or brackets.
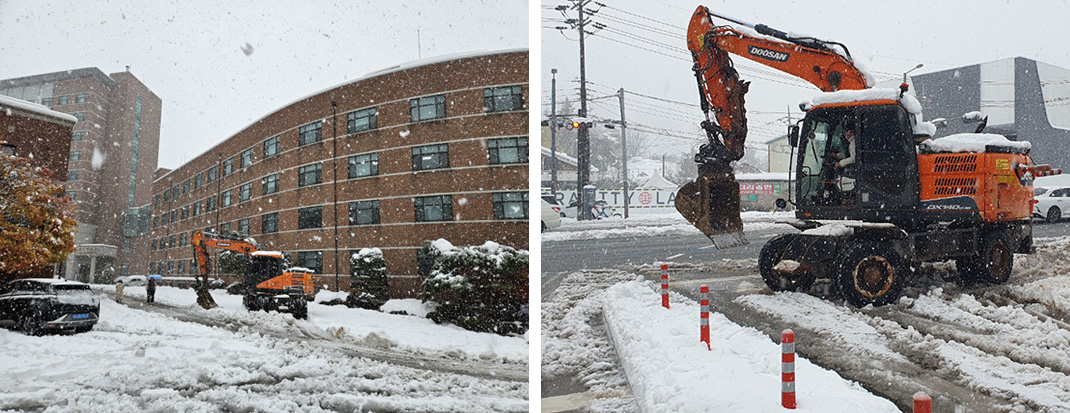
959,232,1013,284
262,297,277,313
1048,206,1062,223
542,222,547,232
291,298,308,320
244,294,261,311
19,312,42,336
758,235,815,292
836,241,907,307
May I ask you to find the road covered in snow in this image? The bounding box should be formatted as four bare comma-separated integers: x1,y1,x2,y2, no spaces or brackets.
543,213,1070,412
0,286,528,412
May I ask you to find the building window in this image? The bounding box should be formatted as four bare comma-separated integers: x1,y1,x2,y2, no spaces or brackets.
152,216,158,229
489,137,528,164
58,95,68,105
149,262,156,273
151,239,157,251
262,212,278,233
72,131,84,141
221,189,233,207
177,261,185,275
414,195,452,222
493,192,529,219
41,97,51,107
206,166,217,183
76,93,87,103
162,190,169,203
193,201,201,216
298,206,322,229
194,173,202,189
262,173,279,195
154,194,160,207
182,179,190,194
123,239,131,252
206,195,216,212
181,205,189,220
238,218,251,236
239,183,252,202
409,95,446,122
74,112,85,122
348,153,378,178
178,232,187,247
172,185,179,199
264,135,280,158
223,158,234,176
169,235,176,249
297,251,323,274
298,163,322,187
220,222,231,235
70,151,81,161
241,148,253,168
417,248,434,277
348,200,380,225
412,144,449,171
299,121,322,146
484,86,524,112
67,171,79,181
347,107,378,134
170,209,177,222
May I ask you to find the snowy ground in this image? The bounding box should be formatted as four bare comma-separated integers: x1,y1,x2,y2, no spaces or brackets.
0,286,528,412
541,210,794,242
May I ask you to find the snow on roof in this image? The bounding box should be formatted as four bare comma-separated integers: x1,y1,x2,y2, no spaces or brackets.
638,173,678,189
157,49,527,183
288,267,315,273
251,251,282,257
920,133,1031,153
0,94,77,124
736,172,790,181
541,146,599,172
805,88,922,115
22,278,87,286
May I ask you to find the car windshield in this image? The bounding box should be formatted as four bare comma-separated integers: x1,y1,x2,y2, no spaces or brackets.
55,284,97,305
1035,188,1049,196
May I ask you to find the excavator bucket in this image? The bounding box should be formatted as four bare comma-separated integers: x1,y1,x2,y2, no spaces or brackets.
675,169,747,249
196,286,218,310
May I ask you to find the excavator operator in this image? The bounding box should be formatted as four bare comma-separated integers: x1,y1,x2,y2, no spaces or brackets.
821,121,857,205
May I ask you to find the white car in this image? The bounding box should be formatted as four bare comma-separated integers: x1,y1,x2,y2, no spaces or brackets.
541,199,562,232
1035,187,1070,223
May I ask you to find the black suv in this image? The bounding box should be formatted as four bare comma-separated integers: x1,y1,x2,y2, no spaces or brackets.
0,279,100,335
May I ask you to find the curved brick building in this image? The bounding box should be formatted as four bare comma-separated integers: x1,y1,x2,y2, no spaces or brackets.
148,49,528,296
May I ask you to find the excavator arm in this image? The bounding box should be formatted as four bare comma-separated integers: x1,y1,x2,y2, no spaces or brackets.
677,5,871,248
189,230,258,309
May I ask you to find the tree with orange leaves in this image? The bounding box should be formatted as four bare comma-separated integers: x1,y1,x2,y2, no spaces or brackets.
0,152,77,281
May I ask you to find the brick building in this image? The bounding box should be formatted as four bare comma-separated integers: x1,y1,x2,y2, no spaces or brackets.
147,49,529,297
0,95,76,177
0,68,162,281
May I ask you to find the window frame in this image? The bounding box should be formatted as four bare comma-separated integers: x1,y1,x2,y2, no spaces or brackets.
484,85,525,113
239,182,252,202
414,195,453,222
240,148,253,168
261,212,279,233
348,153,379,178
347,107,378,134
262,173,280,195
298,206,323,229
299,121,323,146
298,163,323,187
264,135,280,158
493,192,529,220
409,94,446,122
488,137,528,164
412,144,449,171
348,200,381,226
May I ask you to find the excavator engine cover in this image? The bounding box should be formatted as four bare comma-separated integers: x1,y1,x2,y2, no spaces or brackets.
675,168,747,249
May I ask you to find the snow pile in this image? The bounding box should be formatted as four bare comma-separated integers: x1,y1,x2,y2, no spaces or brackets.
380,298,436,318
805,88,922,114
921,133,1031,153
800,223,854,237
602,281,899,412
913,120,937,137
543,211,794,242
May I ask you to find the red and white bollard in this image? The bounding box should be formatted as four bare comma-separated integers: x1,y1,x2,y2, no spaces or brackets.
660,264,669,309
913,392,932,413
699,284,710,350
782,329,796,409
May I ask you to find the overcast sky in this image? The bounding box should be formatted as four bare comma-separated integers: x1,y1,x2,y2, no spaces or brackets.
0,0,528,169
541,0,1070,161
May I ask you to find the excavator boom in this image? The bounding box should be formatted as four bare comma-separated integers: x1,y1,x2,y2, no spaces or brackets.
677,5,871,248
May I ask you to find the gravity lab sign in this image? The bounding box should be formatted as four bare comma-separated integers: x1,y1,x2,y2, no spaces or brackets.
739,183,780,195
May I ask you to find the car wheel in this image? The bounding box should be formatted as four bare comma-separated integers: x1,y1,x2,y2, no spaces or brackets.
836,241,907,307
542,222,547,232
758,235,815,292
19,312,42,336
1047,206,1062,223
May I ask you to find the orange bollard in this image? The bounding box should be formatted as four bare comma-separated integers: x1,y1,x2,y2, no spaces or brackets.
913,392,931,413
660,264,669,309
782,329,796,409
699,284,710,349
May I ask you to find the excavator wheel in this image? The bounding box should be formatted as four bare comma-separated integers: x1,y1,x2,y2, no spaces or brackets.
291,298,308,320
835,241,907,307
758,235,815,292
957,232,1013,285
675,170,747,249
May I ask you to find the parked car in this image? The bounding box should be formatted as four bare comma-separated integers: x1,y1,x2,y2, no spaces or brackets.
541,199,562,232
542,195,567,217
112,275,147,286
0,278,100,335
1034,187,1070,223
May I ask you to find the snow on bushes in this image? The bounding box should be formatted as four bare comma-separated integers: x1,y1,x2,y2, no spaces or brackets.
347,247,389,310
418,239,529,335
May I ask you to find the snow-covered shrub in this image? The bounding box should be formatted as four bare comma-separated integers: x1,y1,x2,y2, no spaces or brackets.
418,239,529,335
218,250,249,277
95,266,115,284
347,248,389,310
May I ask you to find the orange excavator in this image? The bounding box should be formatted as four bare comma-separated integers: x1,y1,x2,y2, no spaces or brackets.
680,5,1059,306
191,231,313,318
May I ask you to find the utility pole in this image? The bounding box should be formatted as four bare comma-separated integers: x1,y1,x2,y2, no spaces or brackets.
331,101,340,292
551,68,559,196
618,88,630,219
574,0,592,220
